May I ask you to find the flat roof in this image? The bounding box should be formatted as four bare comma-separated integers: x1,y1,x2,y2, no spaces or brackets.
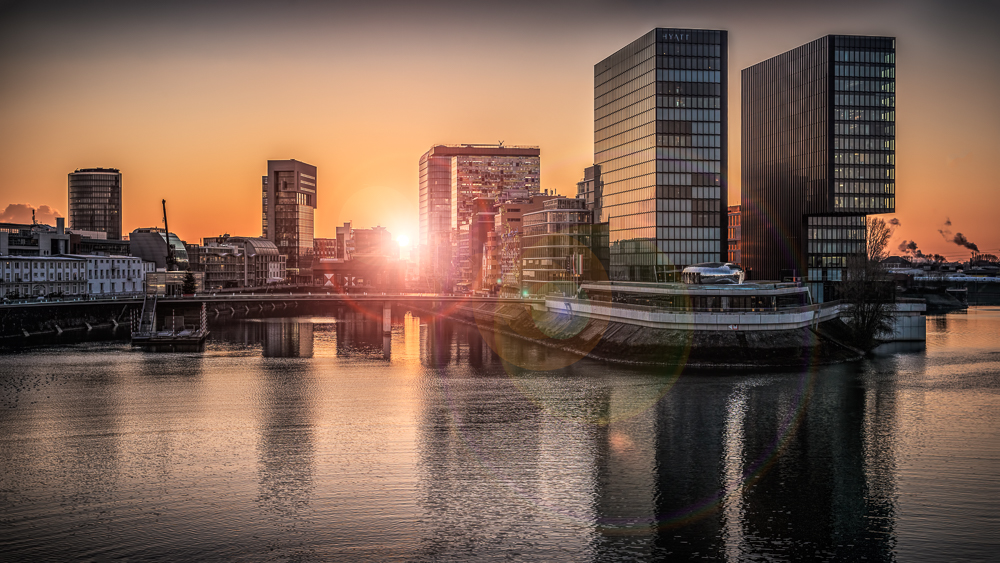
582,281,808,296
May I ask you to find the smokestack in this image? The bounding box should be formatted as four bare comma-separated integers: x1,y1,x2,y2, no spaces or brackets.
56,217,64,234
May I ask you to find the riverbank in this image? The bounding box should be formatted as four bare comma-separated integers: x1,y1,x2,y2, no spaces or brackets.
415,301,864,368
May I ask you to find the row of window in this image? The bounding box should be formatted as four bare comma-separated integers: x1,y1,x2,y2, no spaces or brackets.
595,95,655,132
658,96,721,109
836,94,894,110
835,109,894,122
656,173,721,188
655,69,722,83
808,227,865,240
656,147,721,161
834,64,894,79
834,50,894,64
657,159,722,174
659,227,720,241
835,137,894,151
834,166,894,180
656,108,721,122
834,196,895,210
807,215,866,227
834,152,894,165
596,57,655,99
834,123,895,136
807,241,865,254
835,79,894,94
808,268,843,282
657,240,720,253
658,134,721,148
658,211,721,227
834,181,894,194
658,57,722,70
657,42,723,57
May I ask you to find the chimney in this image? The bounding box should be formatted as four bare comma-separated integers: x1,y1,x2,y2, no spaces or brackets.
56,217,65,234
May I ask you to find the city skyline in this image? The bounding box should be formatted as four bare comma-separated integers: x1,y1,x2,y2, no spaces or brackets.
0,0,997,260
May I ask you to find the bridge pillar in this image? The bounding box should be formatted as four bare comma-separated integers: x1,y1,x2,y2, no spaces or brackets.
383,302,392,334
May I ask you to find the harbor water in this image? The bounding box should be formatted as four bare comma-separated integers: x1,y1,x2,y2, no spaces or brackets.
1,307,998,561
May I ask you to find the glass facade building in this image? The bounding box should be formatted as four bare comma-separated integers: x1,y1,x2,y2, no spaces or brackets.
68,168,122,240
594,28,728,282
263,159,317,283
741,35,895,300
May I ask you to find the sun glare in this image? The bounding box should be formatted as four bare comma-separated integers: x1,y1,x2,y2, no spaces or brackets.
397,234,410,247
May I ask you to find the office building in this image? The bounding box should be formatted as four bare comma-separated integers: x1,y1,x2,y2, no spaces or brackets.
521,198,598,297
495,194,560,297
417,144,540,291
727,204,741,263
68,168,123,240
263,159,317,284
595,28,728,282
742,35,895,300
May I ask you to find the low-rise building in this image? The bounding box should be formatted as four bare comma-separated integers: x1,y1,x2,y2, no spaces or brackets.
0,219,71,256
0,255,86,298
727,205,741,264
64,254,145,296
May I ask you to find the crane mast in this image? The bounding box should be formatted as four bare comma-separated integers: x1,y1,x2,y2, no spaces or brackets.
162,199,176,271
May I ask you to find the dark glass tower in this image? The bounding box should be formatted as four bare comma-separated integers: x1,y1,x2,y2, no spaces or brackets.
595,28,728,282
741,35,895,300
263,159,317,284
68,168,122,240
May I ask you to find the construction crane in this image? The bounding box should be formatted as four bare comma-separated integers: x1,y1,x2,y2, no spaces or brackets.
162,199,177,271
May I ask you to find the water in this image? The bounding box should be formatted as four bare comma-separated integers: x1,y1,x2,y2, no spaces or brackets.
1,307,998,561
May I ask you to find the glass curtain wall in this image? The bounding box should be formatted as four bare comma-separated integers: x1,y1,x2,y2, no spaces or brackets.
595,28,727,282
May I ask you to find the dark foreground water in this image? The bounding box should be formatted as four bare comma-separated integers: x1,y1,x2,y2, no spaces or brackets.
1,307,999,561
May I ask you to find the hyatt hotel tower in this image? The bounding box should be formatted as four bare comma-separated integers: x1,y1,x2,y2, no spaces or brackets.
595,28,728,282
741,35,895,301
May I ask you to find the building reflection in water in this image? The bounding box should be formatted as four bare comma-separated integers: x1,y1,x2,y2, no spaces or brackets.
254,359,316,530
262,320,313,358
414,327,902,561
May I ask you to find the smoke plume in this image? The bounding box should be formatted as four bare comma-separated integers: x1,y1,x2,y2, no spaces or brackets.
888,218,901,227
0,203,63,225
952,232,979,252
898,240,925,259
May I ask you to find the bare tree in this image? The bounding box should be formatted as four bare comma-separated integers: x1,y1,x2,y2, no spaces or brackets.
841,216,896,351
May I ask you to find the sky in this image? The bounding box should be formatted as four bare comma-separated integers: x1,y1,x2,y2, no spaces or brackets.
0,0,997,260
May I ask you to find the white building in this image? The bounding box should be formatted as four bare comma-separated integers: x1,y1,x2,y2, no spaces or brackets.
65,254,146,296
0,256,87,297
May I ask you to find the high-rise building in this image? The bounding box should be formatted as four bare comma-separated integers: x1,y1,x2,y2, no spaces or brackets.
417,144,540,291
595,28,728,283
741,35,895,301
263,159,317,284
68,168,123,240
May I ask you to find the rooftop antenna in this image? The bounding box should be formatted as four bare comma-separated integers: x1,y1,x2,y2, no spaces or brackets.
31,209,36,225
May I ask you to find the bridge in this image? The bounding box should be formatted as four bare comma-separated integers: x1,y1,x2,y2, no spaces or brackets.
0,293,544,339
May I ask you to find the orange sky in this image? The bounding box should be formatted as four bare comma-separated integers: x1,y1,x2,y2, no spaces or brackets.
0,0,997,259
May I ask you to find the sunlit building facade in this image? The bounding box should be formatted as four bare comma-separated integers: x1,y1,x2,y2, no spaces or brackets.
263,159,317,284
417,144,540,291
595,28,728,282
742,35,895,300
68,168,123,240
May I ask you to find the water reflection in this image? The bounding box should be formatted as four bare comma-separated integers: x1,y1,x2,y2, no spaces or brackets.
3,310,999,560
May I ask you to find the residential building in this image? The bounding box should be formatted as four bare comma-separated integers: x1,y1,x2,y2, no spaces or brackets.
417,144,541,291
521,198,598,297
129,228,190,271
187,243,244,290
0,219,71,256
495,194,559,297
742,35,895,301
595,28,728,282
0,256,86,298
314,238,338,259
68,167,123,240
226,237,286,287
727,204,741,264
263,159,317,284
64,254,145,296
